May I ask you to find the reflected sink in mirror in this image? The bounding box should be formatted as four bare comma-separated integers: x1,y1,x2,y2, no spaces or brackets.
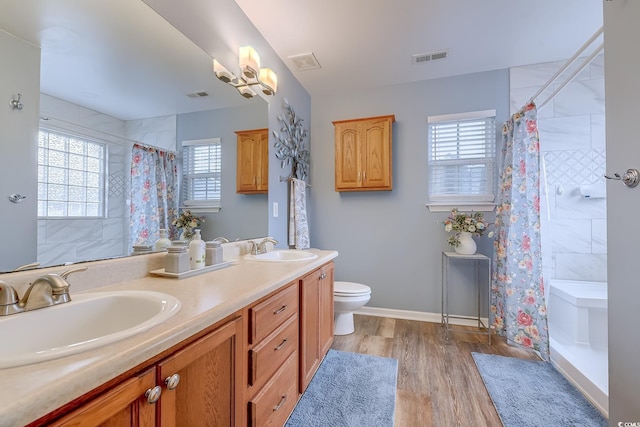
244,250,318,262
0,290,181,368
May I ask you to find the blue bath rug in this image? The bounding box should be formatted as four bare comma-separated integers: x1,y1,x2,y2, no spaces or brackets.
285,349,397,427
472,352,607,427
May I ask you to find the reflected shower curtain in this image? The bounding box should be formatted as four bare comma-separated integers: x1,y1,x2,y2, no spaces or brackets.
129,144,178,249
491,102,549,360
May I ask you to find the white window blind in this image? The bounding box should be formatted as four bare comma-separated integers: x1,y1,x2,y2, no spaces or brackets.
38,129,106,217
427,110,496,205
181,138,222,210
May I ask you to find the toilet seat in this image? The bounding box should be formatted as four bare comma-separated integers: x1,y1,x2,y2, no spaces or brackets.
334,281,371,297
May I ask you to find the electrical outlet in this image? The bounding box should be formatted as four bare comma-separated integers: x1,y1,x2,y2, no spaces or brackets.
273,202,278,217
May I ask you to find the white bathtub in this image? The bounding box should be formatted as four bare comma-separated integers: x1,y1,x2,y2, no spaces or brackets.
547,279,608,416
548,279,607,348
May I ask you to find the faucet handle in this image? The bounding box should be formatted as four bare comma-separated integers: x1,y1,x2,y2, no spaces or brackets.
60,266,88,280
0,282,19,305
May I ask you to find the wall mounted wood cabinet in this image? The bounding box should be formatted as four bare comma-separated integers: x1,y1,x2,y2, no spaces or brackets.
333,115,395,192
236,128,269,194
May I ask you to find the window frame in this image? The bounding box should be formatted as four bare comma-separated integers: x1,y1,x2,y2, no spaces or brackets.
426,109,497,213
37,127,107,219
181,138,222,213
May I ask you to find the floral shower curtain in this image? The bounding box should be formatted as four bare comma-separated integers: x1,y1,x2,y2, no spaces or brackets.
491,102,550,360
129,144,178,249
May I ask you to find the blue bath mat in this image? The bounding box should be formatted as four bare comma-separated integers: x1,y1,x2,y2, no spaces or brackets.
285,349,397,427
472,352,607,427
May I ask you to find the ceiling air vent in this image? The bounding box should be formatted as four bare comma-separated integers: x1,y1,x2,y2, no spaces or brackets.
186,91,209,98
288,53,321,71
412,50,449,64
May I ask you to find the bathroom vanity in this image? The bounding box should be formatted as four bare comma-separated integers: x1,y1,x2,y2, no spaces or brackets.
0,246,337,427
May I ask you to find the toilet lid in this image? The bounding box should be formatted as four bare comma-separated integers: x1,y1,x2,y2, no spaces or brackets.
334,281,371,296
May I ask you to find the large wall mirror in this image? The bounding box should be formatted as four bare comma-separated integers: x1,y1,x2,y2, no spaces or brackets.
0,0,268,272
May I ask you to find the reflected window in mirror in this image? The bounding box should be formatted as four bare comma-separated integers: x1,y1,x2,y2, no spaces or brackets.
37,129,106,218
181,138,222,212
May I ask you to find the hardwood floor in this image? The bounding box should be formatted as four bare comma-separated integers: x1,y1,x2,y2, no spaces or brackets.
331,315,540,427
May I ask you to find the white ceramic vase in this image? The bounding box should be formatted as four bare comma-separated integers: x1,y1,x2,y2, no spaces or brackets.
455,231,477,255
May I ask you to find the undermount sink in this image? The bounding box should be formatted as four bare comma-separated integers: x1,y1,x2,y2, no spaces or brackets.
244,250,318,262
0,290,181,368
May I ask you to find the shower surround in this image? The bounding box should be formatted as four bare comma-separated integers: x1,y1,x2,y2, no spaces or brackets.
510,54,608,416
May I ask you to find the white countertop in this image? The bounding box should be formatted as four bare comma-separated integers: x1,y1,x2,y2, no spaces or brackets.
0,249,338,427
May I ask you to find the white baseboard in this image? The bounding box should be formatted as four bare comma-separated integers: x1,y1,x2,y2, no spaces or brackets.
355,306,489,327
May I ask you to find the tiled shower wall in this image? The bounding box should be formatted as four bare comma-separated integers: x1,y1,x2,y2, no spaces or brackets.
37,95,176,267
510,54,606,282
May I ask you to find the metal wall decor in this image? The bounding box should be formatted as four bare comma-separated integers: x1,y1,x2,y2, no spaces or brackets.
273,99,310,181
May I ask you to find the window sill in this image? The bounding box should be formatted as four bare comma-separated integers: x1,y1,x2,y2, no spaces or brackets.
180,206,221,214
426,203,496,213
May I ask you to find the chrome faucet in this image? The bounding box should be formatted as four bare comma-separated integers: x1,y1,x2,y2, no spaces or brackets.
212,237,230,243
257,238,278,255
0,266,87,316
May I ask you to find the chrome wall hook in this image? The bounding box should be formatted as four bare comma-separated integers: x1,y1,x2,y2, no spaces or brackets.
8,194,27,203
9,94,23,110
605,168,640,188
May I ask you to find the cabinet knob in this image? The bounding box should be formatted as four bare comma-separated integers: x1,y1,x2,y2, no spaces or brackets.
273,395,287,411
165,373,181,390
145,386,162,404
320,273,326,279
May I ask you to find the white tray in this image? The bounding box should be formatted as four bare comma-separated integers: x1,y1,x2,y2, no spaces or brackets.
150,260,234,279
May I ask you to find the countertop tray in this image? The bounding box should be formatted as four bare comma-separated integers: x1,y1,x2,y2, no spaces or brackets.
150,260,234,279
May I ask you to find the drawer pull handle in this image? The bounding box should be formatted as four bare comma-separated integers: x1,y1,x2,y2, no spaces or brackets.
145,386,162,404
165,373,181,390
273,395,287,411
275,339,288,351
320,273,326,279
273,305,287,315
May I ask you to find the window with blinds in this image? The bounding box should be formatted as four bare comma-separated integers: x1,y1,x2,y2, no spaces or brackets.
427,110,497,205
181,138,222,210
38,129,106,217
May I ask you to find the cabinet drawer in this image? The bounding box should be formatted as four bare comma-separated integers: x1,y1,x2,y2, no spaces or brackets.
249,314,298,387
249,284,298,344
248,352,298,427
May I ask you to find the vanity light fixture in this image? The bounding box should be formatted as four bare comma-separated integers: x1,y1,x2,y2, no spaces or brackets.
213,46,278,99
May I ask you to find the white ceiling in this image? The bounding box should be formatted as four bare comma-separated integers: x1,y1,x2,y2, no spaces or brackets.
233,0,603,98
0,0,603,121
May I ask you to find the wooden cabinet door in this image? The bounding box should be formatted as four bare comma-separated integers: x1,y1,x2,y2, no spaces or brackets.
257,131,269,192
157,317,243,427
334,115,394,191
334,121,362,190
49,368,157,427
362,117,392,190
236,129,268,194
318,262,335,357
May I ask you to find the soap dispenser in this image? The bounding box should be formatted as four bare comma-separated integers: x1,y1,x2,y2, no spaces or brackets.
189,229,205,270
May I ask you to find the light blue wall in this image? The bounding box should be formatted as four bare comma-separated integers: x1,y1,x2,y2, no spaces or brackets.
177,103,269,241
309,69,509,315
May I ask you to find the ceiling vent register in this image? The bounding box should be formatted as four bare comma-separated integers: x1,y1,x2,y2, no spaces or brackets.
412,50,449,64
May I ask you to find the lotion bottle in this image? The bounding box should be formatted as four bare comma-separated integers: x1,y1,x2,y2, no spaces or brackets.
189,229,205,270
154,228,172,251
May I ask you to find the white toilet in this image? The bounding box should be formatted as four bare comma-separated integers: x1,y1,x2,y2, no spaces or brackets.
333,281,372,335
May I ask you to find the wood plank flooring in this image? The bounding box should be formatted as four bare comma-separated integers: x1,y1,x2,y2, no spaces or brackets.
331,315,540,427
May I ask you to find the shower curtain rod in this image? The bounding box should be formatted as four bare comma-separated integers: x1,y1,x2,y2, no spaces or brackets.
528,25,604,108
